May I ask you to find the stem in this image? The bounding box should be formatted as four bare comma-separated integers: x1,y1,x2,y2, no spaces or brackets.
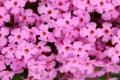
106,72,110,80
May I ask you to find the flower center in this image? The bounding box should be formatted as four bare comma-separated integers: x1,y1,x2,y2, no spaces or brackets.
66,20,70,24
58,1,63,6
42,31,46,35
0,15,3,19
17,34,21,39
79,18,83,22
23,16,27,20
90,30,94,34
104,29,109,34
0,58,2,61
78,47,82,51
37,46,41,50
13,1,18,6
65,46,70,51
99,1,104,6
47,10,52,14
29,31,33,35
86,0,90,4
85,62,90,66
0,33,2,37
9,47,14,51
24,49,29,53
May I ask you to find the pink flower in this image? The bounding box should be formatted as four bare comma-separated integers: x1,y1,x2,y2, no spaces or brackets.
91,0,115,14
15,41,38,63
1,44,17,58
38,24,54,42
0,70,15,80
36,41,51,53
80,22,98,43
19,9,35,26
73,41,91,58
112,0,120,6
52,27,64,43
98,22,113,42
0,27,9,37
60,42,73,56
64,28,79,42
59,57,81,73
21,26,39,43
104,63,120,73
74,10,90,26
112,30,120,45
81,60,95,75
9,58,26,73
27,59,56,80
28,0,37,2
0,7,10,26
73,0,94,12
0,38,7,48
0,27,9,47
0,55,6,71
34,14,46,27
38,3,59,18
4,0,27,14
8,28,25,44
105,44,120,63
56,12,79,28
51,0,70,11
57,12,75,27
102,9,119,20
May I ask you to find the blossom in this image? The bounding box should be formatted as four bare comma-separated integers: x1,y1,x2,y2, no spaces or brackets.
73,0,94,12
0,0,120,79
102,9,119,20
74,10,90,26
0,70,15,80
19,9,35,26
8,28,25,44
37,3,59,19
9,58,26,73
99,22,113,42
51,0,70,11
57,12,78,27
91,0,115,14
21,26,39,43
0,55,6,71
15,41,38,63
72,41,91,58
104,44,120,63
1,44,17,58
112,0,120,6
4,0,27,14
28,0,37,3
0,7,10,26
80,22,98,43
112,30,120,45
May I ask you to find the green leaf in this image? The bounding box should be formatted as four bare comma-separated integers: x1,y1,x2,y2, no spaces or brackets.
21,69,28,79
12,69,28,80
110,73,120,79
12,74,22,80
99,74,107,80
96,66,103,71
54,77,59,80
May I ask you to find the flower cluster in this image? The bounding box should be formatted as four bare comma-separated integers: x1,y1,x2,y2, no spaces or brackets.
0,0,120,80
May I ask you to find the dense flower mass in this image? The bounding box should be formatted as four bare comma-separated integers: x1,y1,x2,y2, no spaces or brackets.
0,0,120,80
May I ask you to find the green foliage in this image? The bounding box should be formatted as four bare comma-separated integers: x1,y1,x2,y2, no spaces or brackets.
12,69,28,80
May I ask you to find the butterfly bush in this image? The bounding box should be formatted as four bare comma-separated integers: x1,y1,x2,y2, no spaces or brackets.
0,0,120,80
